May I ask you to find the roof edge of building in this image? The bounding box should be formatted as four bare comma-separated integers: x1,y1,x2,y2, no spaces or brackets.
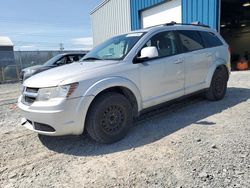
0,36,14,47
90,0,110,15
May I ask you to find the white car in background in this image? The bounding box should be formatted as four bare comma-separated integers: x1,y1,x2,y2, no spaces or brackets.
18,22,231,144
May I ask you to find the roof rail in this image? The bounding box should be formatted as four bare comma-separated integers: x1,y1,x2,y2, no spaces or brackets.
145,21,210,29
165,21,210,28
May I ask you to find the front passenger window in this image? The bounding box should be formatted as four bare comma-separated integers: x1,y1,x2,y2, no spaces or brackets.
142,31,178,58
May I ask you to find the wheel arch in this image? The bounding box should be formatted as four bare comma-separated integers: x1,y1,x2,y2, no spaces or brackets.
205,62,230,88
76,77,142,134
86,76,141,112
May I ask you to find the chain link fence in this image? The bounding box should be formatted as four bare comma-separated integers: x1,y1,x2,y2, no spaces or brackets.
0,51,86,83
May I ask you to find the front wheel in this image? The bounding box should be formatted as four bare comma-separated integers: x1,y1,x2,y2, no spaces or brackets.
86,92,133,144
205,68,228,101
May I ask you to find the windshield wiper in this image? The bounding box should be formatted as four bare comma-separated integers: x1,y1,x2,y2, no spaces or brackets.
82,57,102,61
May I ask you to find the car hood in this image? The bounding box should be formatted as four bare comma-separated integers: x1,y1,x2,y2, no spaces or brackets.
22,65,54,73
22,65,43,72
23,60,120,88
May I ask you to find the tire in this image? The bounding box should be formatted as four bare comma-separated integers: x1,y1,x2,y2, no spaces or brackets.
205,68,228,101
86,92,133,144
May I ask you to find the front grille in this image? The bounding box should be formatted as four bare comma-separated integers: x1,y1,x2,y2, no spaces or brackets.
26,87,39,93
22,87,39,105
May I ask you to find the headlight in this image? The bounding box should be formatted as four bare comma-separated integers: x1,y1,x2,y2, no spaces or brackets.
25,69,36,75
36,83,78,101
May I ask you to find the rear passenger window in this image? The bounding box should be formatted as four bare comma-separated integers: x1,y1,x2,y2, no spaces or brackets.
200,31,223,48
178,30,205,52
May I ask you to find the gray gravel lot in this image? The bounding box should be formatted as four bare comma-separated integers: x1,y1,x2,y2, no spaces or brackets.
0,71,250,188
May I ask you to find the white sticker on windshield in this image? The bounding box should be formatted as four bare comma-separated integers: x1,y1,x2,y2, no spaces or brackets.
126,33,143,37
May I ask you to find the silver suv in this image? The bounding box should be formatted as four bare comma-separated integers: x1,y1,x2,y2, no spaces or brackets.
18,23,231,143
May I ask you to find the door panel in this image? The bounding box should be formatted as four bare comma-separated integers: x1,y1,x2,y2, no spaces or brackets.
177,30,209,94
137,31,185,109
183,50,210,94
140,56,185,109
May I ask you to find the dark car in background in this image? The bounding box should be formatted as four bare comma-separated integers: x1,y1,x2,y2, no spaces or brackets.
20,52,86,81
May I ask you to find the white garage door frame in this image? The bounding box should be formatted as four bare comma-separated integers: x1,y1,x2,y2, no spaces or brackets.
141,0,182,28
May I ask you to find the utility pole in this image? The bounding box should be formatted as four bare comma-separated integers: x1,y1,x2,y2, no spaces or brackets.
60,43,64,51
18,49,23,70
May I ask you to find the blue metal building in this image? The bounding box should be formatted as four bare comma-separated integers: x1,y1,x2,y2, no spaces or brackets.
130,0,219,30
91,0,221,45
91,0,250,64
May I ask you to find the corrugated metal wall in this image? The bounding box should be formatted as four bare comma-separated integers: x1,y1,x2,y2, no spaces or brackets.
130,0,166,30
91,0,220,45
182,0,219,30
91,0,131,46
130,0,219,30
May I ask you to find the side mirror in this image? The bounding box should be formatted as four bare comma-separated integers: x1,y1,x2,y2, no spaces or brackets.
134,46,159,63
141,46,159,59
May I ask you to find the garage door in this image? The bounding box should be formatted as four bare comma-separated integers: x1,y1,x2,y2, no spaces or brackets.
141,0,182,28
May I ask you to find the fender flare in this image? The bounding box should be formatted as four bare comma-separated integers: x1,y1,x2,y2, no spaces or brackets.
84,76,142,112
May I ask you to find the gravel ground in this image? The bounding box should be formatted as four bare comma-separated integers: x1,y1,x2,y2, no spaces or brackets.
0,71,249,188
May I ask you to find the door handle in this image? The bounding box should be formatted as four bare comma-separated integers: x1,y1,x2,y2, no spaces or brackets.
174,59,183,64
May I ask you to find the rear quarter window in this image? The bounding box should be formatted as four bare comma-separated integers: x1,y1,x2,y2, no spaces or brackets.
178,30,205,52
200,31,223,48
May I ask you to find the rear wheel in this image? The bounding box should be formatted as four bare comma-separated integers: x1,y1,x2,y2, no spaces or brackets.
205,68,228,101
86,92,133,144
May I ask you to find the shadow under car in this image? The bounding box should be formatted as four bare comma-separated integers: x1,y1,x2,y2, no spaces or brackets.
38,87,250,156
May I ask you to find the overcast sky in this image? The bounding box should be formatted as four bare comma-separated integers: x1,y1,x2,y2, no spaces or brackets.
0,0,102,51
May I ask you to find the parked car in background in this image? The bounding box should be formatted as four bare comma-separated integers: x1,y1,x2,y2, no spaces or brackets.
20,52,86,81
18,22,230,144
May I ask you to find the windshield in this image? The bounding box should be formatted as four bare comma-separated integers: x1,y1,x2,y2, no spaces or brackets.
82,32,145,61
44,54,64,66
